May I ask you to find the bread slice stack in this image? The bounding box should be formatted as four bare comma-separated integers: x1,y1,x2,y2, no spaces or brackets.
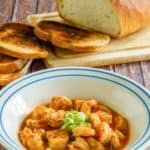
0,23,50,86
1,0,150,85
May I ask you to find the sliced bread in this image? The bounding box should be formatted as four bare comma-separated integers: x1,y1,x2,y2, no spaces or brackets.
58,0,150,37
0,60,32,86
0,23,49,59
54,47,93,58
0,54,27,74
34,21,110,52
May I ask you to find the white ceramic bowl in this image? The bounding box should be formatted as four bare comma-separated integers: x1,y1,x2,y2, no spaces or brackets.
0,67,149,150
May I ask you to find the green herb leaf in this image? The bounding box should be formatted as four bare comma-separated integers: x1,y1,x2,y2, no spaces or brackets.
61,111,89,132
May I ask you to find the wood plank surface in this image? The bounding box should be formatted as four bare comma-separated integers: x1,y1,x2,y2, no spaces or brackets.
114,63,144,85
12,0,38,22
0,0,149,149
141,61,150,89
0,0,15,22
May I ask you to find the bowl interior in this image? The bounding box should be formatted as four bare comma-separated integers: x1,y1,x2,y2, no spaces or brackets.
0,68,149,150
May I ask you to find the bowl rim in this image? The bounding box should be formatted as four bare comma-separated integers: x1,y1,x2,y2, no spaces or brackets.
0,67,149,150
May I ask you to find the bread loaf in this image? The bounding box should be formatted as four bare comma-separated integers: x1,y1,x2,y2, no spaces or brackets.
57,0,150,37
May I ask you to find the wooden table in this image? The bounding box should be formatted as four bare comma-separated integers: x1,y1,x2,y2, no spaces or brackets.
0,0,149,149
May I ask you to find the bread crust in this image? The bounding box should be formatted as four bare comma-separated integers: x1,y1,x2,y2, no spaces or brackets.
57,0,150,37
0,71,23,86
0,60,32,86
0,46,48,59
34,21,110,52
112,0,150,37
0,23,48,59
0,55,27,74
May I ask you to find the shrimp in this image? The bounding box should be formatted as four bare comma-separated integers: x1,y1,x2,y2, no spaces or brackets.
72,126,95,137
67,144,80,150
97,122,112,144
90,113,101,129
87,99,98,106
75,99,97,117
48,110,66,127
80,101,91,117
74,99,97,111
114,115,128,133
26,119,48,129
92,104,112,114
87,137,105,150
68,137,90,150
26,134,45,150
96,111,112,124
115,130,126,140
32,105,54,120
74,99,84,111
111,131,121,149
50,96,72,110
19,127,32,146
19,127,45,150
46,130,69,150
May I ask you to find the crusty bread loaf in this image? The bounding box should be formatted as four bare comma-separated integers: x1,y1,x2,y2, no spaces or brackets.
34,21,110,52
0,54,27,74
57,0,150,37
0,23,49,59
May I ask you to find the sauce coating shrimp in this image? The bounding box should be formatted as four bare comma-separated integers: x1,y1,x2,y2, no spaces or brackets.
68,137,90,150
80,101,91,117
111,131,121,149
50,96,72,110
72,126,95,137
97,122,112,144
74,99,84,111
46,130,69,150
87,138,105,150
19,127,45,150
19,96,129,150
48,110,66,127
96,111,112,124
90,113,101,129
32,105,54,120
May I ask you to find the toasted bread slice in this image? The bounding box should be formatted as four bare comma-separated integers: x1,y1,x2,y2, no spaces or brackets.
34,21,110,52
0,54,27,74
54,47,94,58
27,12,61,27
0,71,23,86
0,23,49,59
0,60,32,86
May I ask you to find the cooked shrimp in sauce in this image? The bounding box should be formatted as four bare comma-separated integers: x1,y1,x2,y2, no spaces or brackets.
19,96,129,150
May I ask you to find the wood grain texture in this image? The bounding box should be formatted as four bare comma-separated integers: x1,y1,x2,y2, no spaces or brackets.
0,0,15,22
12,0,38,22
38,0,56,13
114,63,144,85
141,61,150,89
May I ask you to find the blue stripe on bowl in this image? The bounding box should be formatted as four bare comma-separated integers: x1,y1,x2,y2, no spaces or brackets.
0,67,149,150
